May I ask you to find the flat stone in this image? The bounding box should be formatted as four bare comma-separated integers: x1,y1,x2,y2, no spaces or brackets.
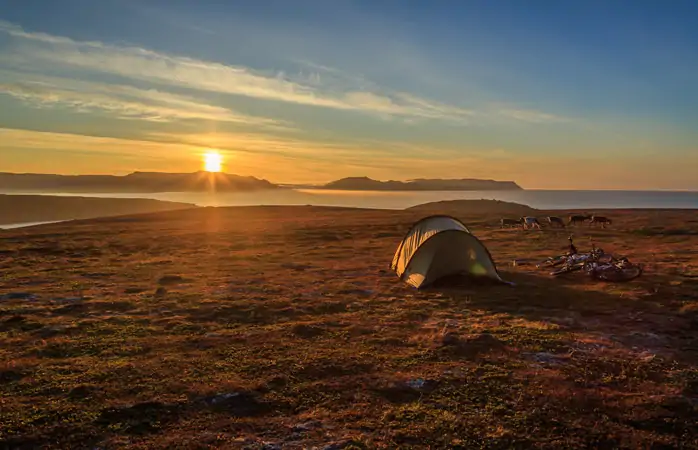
158,275,185,285
292,420,321,432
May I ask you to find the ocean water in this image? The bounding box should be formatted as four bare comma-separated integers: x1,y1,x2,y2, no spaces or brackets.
2,188,698,210
0,220,66,230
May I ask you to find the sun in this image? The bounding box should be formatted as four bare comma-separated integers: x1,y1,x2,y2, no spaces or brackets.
203,151,223,173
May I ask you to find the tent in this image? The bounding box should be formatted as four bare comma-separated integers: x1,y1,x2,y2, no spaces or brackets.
391,215,503,288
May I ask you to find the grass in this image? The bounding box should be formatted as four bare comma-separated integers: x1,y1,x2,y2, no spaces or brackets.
0,205,697,449
631,227,698,237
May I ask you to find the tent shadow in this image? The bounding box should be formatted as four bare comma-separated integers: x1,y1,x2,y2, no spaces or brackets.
418,270,697,364
424,270,647,316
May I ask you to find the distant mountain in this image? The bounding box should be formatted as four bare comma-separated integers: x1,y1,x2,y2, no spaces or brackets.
322,176,523,191
0,195,196,226
0,172,279,193
407,199,538,216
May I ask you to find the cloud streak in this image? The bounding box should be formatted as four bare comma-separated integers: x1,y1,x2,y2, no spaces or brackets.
495,108,569,124
0,20,563,124
0,78,287,127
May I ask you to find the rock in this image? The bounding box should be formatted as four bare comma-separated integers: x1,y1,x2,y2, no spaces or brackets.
373,379,436,403
467,333,505,348
36,326,68,338
206,392,240,405
528,352,568,366
322,440,358,450
52,302,87,315
660,396,698,414
3,315,25,325
291,324,325,338
285,433,303,442
95,401,179,434
0,369,25,383
68,385,95,399
405,378,427,389
261,443,282,450
124,287,146,294
441,332,462,346
199,391,271,417
403,378,438,393
630,331,662,341
440,332,506,358
292,420,321,432
158,275,185,286
154,287,167,297
0,315,43,332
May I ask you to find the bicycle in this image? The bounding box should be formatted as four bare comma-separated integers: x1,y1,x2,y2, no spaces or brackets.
537,238,642,282
583,256,643,282
536,242,606,272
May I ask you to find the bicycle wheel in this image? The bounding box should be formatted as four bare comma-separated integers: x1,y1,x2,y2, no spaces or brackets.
591,263,643,282
537,255,566,268
551,263,584,276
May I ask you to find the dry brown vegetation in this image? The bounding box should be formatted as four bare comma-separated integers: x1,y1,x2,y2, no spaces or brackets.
1,204,697,449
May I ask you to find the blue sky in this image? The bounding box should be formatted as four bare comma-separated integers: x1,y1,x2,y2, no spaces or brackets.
0,0,696,188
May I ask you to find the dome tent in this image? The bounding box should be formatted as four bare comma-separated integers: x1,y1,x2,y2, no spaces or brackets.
391,215,503,289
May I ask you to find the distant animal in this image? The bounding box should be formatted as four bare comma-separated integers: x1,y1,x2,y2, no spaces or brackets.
590,216,612,228
568,214,592,226
500,218,521,228
547,216,566,228
521,216,542,230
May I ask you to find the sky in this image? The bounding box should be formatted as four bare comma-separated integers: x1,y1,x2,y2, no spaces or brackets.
0,0,697,189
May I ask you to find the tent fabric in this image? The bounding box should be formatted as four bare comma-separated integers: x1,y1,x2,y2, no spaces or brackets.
391,215,502,288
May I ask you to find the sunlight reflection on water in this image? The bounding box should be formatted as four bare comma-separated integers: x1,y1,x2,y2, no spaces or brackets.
1,189,697,210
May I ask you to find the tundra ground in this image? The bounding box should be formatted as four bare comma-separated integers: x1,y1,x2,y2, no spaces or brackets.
1,204,697,449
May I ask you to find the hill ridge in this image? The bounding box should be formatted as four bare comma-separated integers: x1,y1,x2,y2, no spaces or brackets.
322,176,523,191
0,171,278,193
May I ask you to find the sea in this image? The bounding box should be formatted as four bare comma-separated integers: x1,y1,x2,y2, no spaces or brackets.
1,189,697,230
0,221,66,230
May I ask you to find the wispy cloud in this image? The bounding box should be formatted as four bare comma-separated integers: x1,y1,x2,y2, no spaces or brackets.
0,77,287,127
495,108,569,123
0,127,196,158
0,20,488,123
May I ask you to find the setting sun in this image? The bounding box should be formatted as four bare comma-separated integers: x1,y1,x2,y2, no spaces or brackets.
203,151,223,173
